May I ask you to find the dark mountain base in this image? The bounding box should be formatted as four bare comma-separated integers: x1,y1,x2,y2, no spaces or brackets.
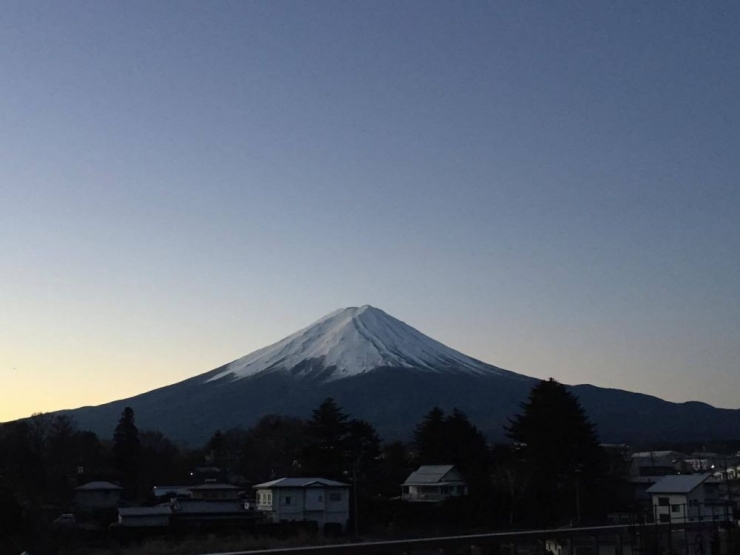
61,369,740,446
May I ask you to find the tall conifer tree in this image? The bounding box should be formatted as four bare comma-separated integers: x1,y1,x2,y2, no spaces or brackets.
413,406,447,465
302,398,351,480
113,407,141,496
506,379,607,525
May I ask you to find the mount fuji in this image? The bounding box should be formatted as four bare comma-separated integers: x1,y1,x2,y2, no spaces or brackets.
60,306,740,445
205,305,522,383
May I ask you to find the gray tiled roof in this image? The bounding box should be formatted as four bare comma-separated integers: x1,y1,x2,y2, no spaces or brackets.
253,477,349,489
173,500,251,514
646,474,711,494
190,483,240,490
403,465,463,485
75,481,123,491
119,506,173,516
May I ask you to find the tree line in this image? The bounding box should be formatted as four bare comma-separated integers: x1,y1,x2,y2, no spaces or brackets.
0,378,625,535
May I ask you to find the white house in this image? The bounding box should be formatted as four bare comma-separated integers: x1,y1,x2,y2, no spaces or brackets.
646,474,731,523
401,465,467,502
74,481,122,509
253,477,350,532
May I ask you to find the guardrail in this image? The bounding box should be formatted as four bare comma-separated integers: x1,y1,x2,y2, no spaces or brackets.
205,522,712,555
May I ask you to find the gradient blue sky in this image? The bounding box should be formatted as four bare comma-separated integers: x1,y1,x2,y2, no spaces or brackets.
2,1,739,421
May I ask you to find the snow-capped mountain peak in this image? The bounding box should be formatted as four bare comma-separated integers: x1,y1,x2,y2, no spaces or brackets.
206,305,515,383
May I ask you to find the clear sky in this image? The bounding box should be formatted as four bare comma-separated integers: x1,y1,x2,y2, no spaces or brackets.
2,1,739,422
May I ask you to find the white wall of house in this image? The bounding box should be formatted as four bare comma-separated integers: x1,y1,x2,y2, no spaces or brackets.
402,483,467,502
256,486,349,530
652,486,730,523
547,538,634,555
653,493,693,523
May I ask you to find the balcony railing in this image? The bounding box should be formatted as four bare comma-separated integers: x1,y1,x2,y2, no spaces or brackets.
401,492,446,502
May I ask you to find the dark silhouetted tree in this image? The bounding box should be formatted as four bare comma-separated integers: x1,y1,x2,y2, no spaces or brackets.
444,408,490,489
0,482,24,537
413,406,447,465
46,414,78,503
491,442,529,527
375,440,414,497
346,418,381,482
73,430,105,484
301,398,382,486
302,398,351,480
241,415,306,482
113,407,141,496
206,430,228,469
413,407,489,486
139,431,189,494
0,419,47,503
505,378,608,526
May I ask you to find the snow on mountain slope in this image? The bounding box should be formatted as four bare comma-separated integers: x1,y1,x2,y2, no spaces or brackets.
206,305,519,383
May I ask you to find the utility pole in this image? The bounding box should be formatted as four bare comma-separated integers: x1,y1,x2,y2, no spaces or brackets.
352,457,359,536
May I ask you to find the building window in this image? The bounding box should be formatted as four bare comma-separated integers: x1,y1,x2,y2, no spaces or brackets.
330,493,342,502
284,496,292,505
660,514,670,523
318,495,323,502
658,497,669,507
671,505,681,513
